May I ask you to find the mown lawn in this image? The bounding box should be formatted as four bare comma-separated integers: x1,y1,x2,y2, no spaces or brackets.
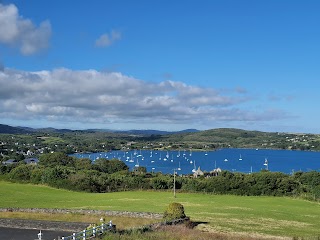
0,181,319,238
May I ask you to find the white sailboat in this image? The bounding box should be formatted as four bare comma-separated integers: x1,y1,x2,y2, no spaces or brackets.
177,149,180,157
239,154,242,161
135,158,139,167
263,158,269,170
224,158,228,162
192,160,196,173
129,153,134,163
178,161,181,171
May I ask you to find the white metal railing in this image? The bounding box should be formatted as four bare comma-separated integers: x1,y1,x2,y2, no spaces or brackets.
35,220,114,240
61,221,113,240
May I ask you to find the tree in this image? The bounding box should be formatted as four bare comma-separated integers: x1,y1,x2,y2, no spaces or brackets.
74,158,92,170
39,152,75,167
93,158,128,174
8,164,34,182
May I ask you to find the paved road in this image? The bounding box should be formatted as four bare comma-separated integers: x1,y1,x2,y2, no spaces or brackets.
0,218,90,240
0,227,72,240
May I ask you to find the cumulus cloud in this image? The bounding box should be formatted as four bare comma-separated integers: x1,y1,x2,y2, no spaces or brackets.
95,30,121,47
0,68,288,127
0,3,51,55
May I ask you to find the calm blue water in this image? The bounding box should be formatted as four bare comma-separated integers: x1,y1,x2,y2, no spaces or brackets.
71,148,320,175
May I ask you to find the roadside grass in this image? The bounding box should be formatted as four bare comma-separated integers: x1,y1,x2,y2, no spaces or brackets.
101,225,279,240
0,181,319,238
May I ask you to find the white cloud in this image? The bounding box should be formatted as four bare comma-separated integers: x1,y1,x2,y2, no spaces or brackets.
95,30,121,47
0,3,51,55
0,67,289,129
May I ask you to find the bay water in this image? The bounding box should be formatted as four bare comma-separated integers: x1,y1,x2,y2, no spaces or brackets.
72,148,320,175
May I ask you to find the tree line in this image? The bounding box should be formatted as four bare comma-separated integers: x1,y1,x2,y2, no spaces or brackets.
0,152,319,201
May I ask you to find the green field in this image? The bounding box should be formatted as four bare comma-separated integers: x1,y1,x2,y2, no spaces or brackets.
0,181,319,238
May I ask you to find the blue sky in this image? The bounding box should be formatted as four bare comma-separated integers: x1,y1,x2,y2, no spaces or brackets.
0,0,320,133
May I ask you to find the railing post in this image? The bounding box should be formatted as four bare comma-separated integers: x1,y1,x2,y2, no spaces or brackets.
37,230,43,240
82,229,86,240
93,226,96,237
101,223,104,233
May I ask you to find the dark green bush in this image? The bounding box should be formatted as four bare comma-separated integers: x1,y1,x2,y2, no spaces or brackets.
163,202,186,221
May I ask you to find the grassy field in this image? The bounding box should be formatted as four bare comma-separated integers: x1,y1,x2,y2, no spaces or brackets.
0,181,319,238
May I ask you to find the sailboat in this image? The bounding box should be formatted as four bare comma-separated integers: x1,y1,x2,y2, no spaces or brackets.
135,158,139,167
239,154,242,161
263,158,268,166
178,161,181,171
263,158,269,170
224,158,228,162
192,160,196,173
137,149,142,157
129,153,134,163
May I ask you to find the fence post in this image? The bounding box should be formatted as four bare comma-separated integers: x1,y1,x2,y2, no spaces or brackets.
101,223,104,233
92,226,96,237
37,230,43,240
82,229,86,240
72,232,76,240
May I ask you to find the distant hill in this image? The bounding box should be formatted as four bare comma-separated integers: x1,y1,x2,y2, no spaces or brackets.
35,128,75,133
0,124,199,136
0,124,31,134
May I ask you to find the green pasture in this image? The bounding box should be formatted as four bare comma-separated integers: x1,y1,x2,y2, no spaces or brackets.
0,181,319,238
37,136,65,144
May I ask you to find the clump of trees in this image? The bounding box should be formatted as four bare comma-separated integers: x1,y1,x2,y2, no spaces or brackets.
0,152,319,201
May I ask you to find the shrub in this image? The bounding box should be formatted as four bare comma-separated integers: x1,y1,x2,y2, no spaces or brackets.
163,202,186,221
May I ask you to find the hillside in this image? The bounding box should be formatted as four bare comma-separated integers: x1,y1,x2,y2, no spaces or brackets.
0,124,30,134
160,128,320,150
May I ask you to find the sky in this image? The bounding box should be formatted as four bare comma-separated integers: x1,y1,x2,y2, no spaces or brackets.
0,0,320,133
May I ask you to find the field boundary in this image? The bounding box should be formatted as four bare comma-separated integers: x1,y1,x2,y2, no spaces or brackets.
0,208,163,219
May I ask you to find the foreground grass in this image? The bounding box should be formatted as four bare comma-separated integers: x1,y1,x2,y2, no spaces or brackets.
102,225,289,240
0,181,319,238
